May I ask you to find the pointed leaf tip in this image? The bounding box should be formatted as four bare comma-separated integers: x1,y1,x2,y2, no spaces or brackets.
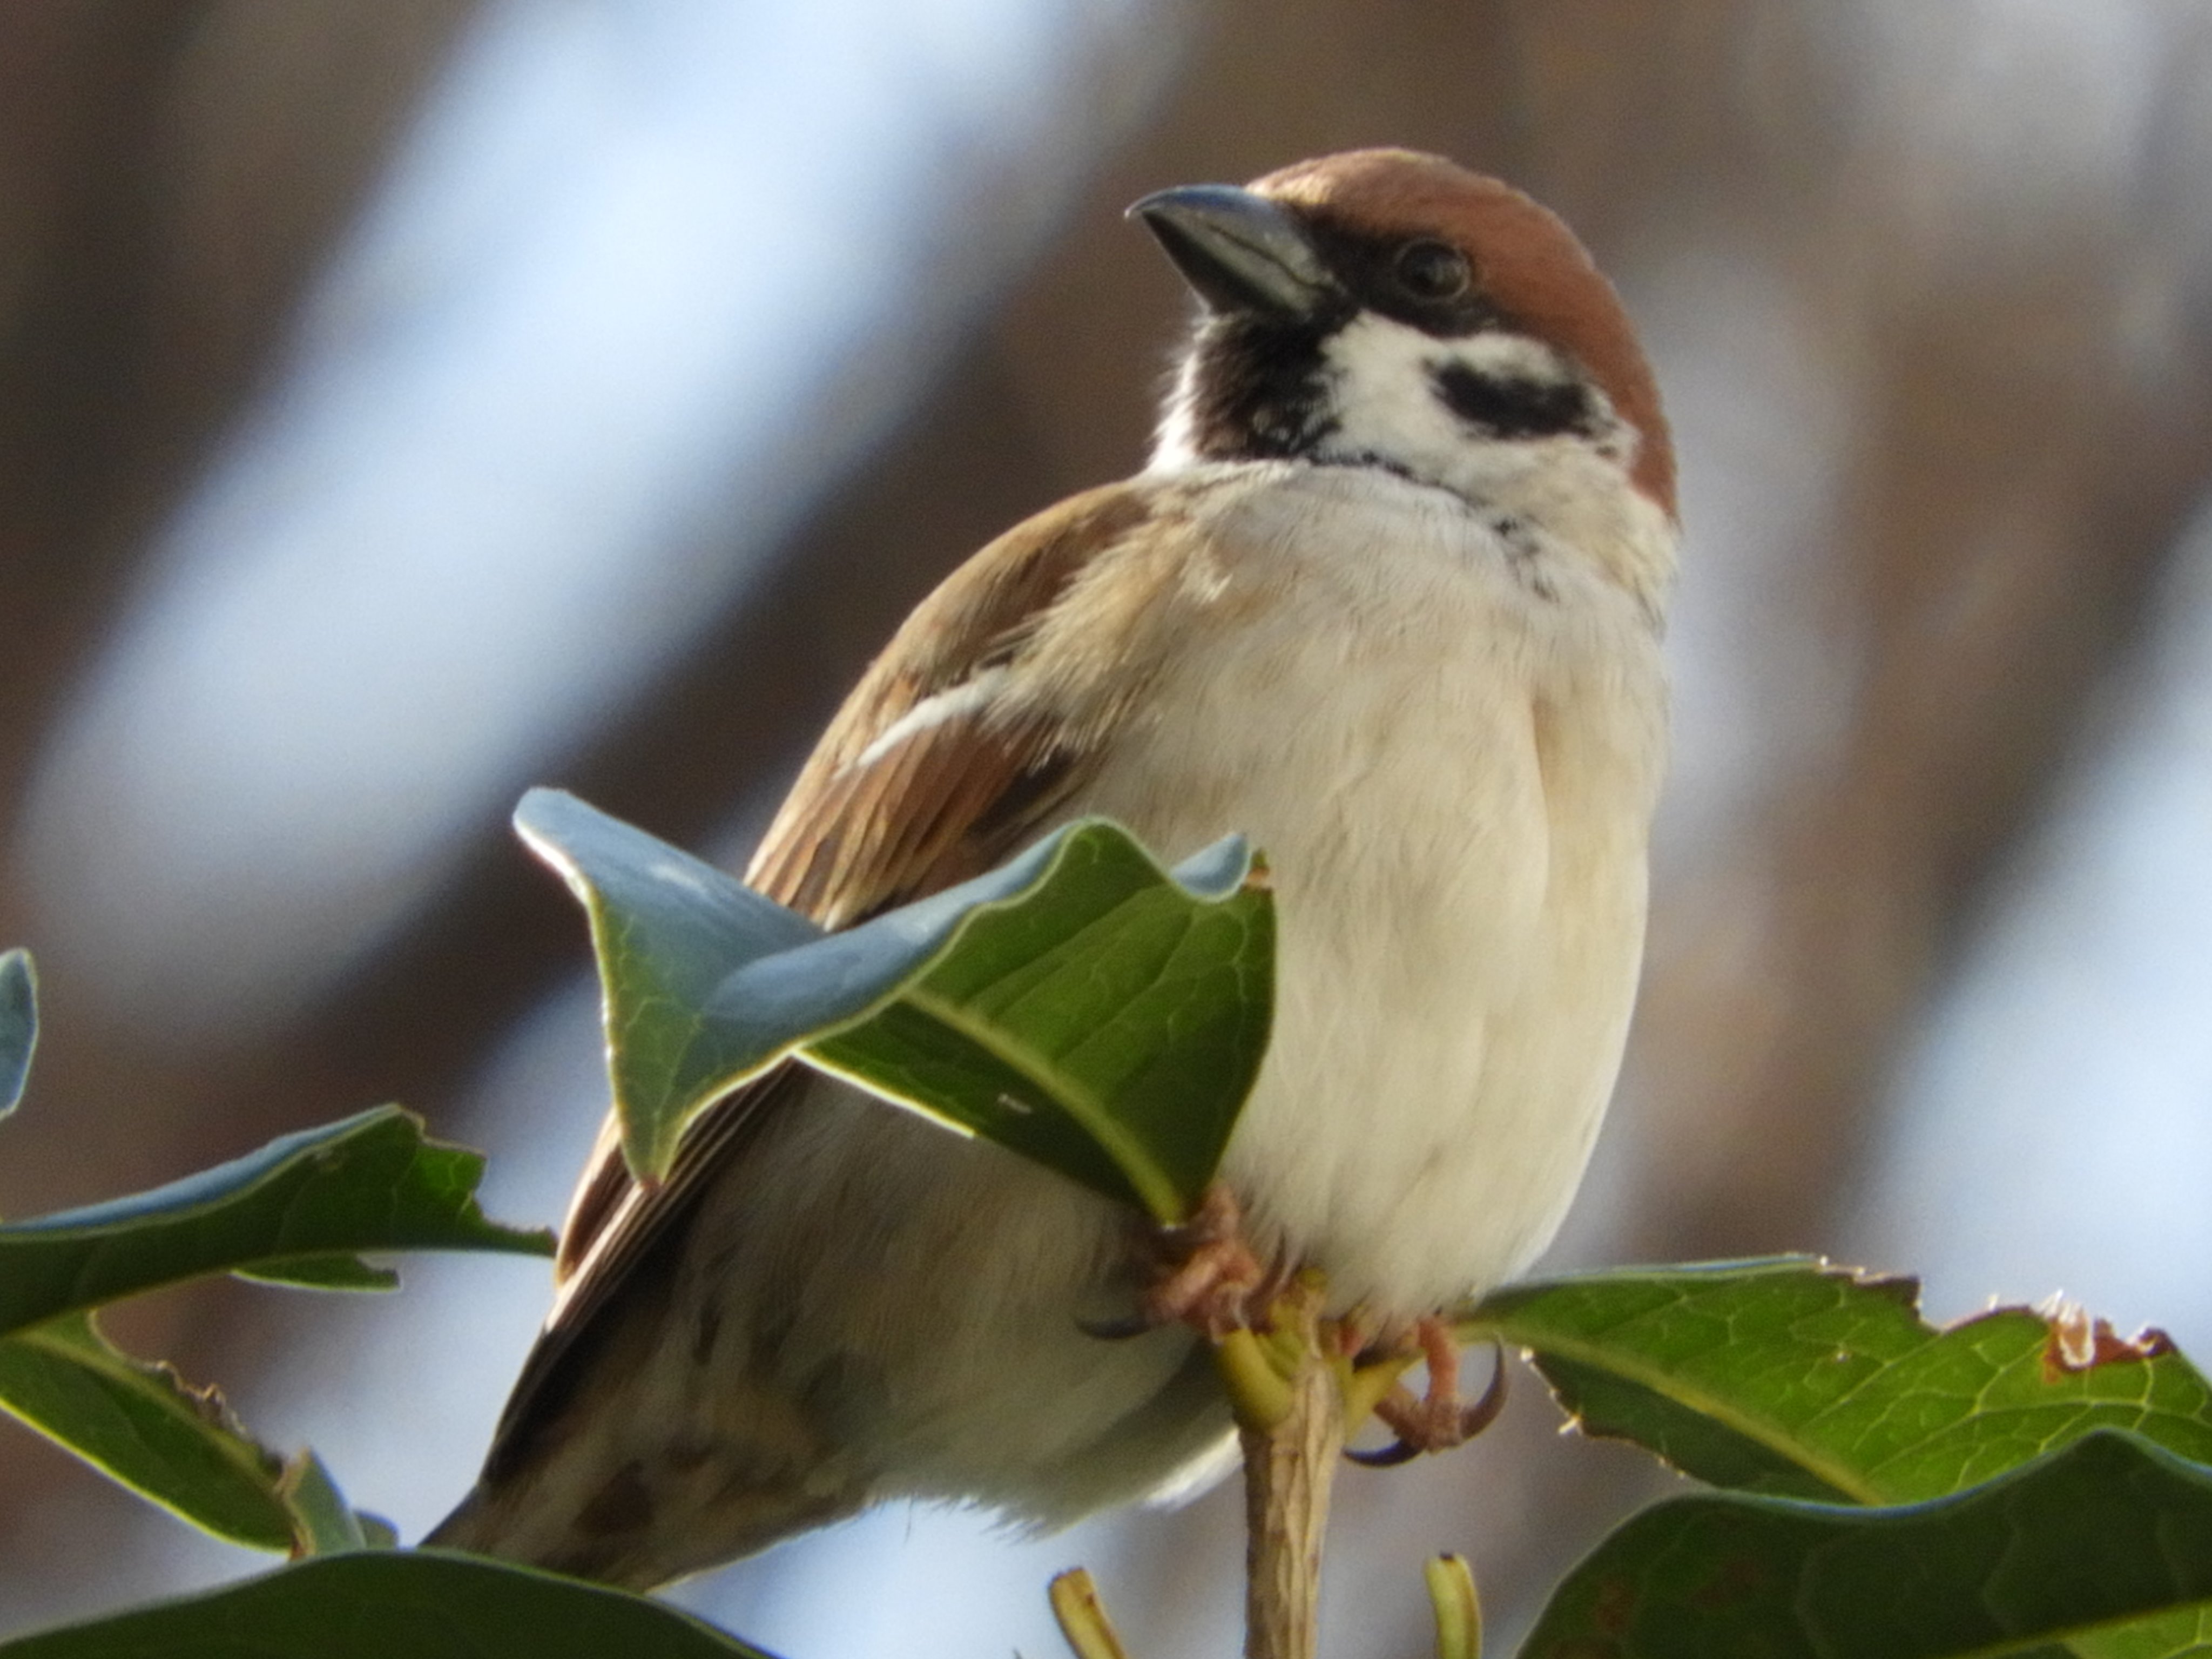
509,788,830,1184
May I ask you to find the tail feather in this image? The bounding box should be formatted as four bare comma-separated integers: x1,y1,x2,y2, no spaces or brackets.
422,1459,861,1591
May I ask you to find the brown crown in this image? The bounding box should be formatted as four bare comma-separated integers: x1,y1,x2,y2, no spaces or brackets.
1252,150,1676,520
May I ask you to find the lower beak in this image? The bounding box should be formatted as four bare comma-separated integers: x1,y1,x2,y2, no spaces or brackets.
1128,185,1338,320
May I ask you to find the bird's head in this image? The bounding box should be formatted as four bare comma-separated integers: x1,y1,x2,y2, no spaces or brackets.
1134,149,1676,536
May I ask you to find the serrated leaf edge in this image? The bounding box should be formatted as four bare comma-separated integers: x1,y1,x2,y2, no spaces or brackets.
1467,1302,1890,1505
0,1313,296,1551
1464,1259,2210,1512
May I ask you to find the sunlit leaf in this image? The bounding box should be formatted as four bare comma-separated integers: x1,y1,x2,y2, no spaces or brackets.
2068,1604,2212,1659
0,1314,397,1556
1520,1430,2212,1658
233,1253,401,1292
279,1451,388,1556
0,1312,294,1550
0,1107,551,1339
518,788,1271,1224
1464,1257,2212,1503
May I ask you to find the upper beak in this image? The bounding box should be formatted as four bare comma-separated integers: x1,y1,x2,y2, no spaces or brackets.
1128,184,1338,320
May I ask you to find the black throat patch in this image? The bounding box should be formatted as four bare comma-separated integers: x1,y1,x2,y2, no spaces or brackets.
1176,310,1349,462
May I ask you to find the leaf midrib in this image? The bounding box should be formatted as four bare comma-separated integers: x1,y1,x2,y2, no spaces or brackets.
1466,1311,1891,1504
825,972,1183,1224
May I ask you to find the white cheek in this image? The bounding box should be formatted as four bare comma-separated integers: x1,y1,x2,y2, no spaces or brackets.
1318,316,1631,516
1321,317,1581,477
1315,316,1461,474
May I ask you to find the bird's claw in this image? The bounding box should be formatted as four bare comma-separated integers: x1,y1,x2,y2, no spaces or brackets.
1345,1320,1508,1467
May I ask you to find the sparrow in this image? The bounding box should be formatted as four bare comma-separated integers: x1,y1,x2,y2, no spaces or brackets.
429,148,1677,1589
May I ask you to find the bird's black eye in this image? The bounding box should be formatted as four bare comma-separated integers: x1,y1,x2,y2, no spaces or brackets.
1394,239,1471,301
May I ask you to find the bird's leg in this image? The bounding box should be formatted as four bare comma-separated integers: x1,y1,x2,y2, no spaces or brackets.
1345,1319,1508,1467
1142,1181,1274,1337
1081,1181,1277,1341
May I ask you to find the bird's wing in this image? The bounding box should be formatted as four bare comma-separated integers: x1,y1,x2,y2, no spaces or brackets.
481,480,1172,1476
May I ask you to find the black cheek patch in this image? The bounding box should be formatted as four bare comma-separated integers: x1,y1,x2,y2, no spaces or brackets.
1431,361,1595,441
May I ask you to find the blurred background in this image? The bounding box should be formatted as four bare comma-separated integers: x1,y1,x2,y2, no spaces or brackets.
4,0,2212,1650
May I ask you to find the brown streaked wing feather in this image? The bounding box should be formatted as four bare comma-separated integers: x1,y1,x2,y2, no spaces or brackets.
483,1065,816,1483
481,482,1161,1473
552,1114,626,1280
746,480,1154,921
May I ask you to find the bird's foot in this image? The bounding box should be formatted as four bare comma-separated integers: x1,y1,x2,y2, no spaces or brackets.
1345,1317,1508,1467
1081,1182,1277,1342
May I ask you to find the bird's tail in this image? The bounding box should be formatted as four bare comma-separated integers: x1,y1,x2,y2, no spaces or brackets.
423,1461,860,1591
420,1373,867,1594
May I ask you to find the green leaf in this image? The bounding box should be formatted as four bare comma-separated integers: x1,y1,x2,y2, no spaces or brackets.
1519,1430,2212,1659
0,1314,393,1556
0,1312,293,1550
2069,1606,2212,1659
802,831,1271,1224
1463,1258,2212,1504
0,1107,552,1339
275,1450,389,1555
0,948,34,1122
0,1550,777,1658
233,1253,401,1292
517,788,1272,1224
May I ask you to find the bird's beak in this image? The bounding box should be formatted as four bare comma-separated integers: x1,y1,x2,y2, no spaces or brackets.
1128,185,1338,320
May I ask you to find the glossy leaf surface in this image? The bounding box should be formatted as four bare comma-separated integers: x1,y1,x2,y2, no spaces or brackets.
0,1107,551,1339
0,1312,294,1550
518,789,1272,1223
1465,1257,2212,1503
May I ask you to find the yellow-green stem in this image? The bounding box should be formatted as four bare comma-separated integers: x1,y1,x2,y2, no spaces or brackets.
1217,1327,1297,1431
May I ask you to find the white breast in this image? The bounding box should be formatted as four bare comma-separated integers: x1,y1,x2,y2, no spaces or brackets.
1077,464,1670,1312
